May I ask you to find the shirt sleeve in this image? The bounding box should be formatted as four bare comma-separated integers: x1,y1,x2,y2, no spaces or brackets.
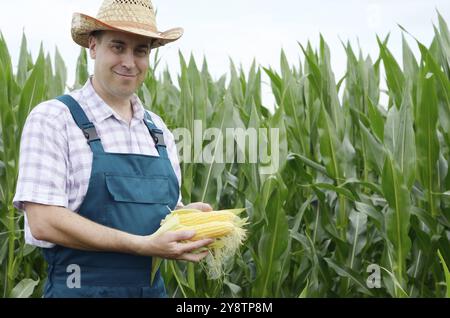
13,105,69,212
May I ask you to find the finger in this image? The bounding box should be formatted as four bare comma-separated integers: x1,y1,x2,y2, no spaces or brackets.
179,251,210,262
184,202,212,212
186,202,213,212
179,238,214,253
201,203,213,212
168,230,196,241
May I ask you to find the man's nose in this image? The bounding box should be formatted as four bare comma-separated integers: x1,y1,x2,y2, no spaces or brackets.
121,50,136,69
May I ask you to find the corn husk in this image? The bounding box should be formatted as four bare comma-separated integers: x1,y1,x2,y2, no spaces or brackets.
150,208,247,284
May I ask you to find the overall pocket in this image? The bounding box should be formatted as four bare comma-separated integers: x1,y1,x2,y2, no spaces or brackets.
104,173,171,236
105,174,170,204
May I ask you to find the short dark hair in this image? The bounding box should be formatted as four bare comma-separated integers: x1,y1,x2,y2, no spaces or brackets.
89,30,105,42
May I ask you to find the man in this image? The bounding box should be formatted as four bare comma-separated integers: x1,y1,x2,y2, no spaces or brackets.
13,0,213,298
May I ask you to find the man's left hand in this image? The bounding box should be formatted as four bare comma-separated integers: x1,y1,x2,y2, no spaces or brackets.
177,202,213,212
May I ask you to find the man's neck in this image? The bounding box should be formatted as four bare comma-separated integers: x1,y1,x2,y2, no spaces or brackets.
91,77,133,123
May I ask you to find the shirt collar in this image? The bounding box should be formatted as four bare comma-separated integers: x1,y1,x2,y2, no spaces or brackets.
80,76,146,124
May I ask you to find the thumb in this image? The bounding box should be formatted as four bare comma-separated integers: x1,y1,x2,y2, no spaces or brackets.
185,202,213,212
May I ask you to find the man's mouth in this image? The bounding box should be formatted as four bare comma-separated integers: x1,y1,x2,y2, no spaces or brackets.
113,71,137,78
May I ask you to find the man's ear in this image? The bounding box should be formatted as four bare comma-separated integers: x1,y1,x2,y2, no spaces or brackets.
88,36,97,59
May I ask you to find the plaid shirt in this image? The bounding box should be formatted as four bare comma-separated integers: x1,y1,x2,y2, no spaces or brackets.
13,78,183,248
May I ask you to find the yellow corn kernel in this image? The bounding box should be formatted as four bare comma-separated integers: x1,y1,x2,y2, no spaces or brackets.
182,221,234,240
177,211,236,226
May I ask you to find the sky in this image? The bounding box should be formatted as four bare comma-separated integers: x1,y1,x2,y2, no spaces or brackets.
1,0,450,108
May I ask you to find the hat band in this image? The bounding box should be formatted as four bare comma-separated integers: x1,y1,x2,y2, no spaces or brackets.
105,20,158,33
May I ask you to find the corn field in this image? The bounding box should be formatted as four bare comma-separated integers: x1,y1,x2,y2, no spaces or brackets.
1,13,450,298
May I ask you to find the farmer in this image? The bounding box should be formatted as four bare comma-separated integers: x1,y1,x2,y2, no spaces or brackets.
13,0,213,298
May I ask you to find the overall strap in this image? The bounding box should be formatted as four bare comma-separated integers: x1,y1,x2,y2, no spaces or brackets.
143,111,168,159
56,95,105,153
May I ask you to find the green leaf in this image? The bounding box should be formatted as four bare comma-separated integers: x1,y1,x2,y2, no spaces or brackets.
10,278,39,298
415,67,440,217
17,48,46,137
298,280,309,298
367,99,385,142
224,279,242,296
377,35,405,108
74,47,88,89
318,104,342,180
54,47,67,95
380,266,409,297
437,250,450,298
287,153,328,176
16,32,29,87
199,91,232,202
359,122,386,175
355,201,383,230
150,257,163,285
312,182,356,201
324,257,373,296
187,262,196,293
383,90,416,189
402,34,419,82
381,154,412,293
252,177,289,297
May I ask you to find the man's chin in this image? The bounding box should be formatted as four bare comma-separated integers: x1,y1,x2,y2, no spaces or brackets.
113,82,139,95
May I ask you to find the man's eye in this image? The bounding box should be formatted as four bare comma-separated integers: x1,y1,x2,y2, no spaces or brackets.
136,49,149,56
112,45,124,52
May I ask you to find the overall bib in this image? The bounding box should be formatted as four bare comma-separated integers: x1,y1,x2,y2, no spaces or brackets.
42,95,179,298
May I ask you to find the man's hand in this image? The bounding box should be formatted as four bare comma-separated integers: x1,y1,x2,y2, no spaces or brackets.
178,202,213,212
136,230,214,262
129,201,212,262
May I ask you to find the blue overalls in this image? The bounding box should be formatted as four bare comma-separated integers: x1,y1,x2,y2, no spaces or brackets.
42,95,179,298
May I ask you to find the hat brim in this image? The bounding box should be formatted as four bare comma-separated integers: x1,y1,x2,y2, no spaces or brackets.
71,13,183,49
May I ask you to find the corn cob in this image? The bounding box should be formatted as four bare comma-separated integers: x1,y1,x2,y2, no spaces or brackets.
179,221,234,240
176,211,237,226
150,208,247,282
171,208,203,215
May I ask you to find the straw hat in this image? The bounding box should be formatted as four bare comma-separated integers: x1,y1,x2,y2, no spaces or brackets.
71,0,183,49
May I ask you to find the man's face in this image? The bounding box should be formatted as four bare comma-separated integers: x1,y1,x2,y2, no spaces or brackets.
88,30,151,100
